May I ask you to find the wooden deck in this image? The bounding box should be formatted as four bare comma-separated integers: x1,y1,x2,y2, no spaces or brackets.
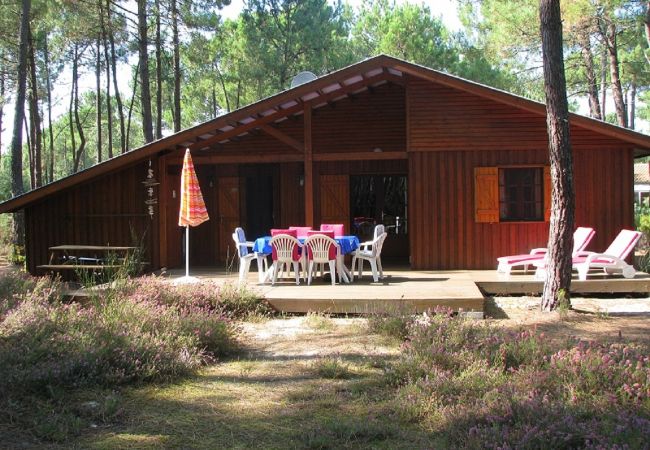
471,270,650,295
161,267,650,316
162,268,485,316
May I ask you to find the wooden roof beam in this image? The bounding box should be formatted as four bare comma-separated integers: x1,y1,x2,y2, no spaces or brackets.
259,124,304,152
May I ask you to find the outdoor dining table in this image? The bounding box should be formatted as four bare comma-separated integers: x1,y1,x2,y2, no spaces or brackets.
252,235,360,284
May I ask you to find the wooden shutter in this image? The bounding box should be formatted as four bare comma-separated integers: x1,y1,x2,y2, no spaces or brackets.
544,166,551,222
320,174,350,232
474,167,499,223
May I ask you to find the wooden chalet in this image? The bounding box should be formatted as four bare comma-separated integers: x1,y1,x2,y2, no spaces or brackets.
3,54,650,275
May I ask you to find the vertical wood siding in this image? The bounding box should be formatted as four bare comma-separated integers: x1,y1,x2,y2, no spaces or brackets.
26,161,155,274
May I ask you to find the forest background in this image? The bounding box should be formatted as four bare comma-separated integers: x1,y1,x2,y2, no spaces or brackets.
0,0,648,199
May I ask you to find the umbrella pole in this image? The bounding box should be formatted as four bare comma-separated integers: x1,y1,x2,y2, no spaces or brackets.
185,225,190,277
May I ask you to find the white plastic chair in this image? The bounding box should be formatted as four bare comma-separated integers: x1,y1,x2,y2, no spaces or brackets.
269,234,302,285
304,234,339,286
232,227,264,283
352,232,387,282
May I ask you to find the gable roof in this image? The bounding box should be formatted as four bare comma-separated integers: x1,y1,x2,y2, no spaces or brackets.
2,54,650,213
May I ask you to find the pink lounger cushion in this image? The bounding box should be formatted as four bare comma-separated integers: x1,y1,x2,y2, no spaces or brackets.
496,227,595,275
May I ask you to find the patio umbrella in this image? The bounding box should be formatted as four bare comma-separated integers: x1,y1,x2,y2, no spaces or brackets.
178,149,209,278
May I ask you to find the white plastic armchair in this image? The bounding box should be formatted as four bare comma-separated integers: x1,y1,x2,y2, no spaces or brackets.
269,234,302,285
352,231,387,282
304,234,339,286
232,227,262,283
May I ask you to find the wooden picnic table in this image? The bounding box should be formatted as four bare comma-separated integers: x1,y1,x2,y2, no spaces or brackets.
38,245,138,272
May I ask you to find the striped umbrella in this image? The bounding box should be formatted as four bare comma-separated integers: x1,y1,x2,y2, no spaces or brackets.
178,149,209,278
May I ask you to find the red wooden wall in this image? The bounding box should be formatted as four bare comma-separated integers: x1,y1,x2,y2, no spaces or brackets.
407,77,635,269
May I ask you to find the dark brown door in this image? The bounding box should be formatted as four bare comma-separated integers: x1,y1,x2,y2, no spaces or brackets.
320,174,350,233
218,177,240,262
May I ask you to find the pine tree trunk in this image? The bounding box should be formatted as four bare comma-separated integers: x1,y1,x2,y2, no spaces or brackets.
10,0,30,254
27,33,41,188
602,16,627,127
95,37,102,163
0,49,4,165
68,46,77,173
126,61,140,150
44,34,55,183
73,45,87,172
172,0,181,132
539,0,575,312
106,0,126,154
100,0,113,159
155,0,162,139
137,0,154,143
600,48,607,118
645,2,650,64
24,115,34,189
577,26,601,119
629,78,636,130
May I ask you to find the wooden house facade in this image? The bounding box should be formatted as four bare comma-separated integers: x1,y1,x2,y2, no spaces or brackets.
2,55,650,274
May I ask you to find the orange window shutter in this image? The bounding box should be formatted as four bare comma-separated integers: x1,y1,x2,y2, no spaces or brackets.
544,166,551,222
474,167,499,223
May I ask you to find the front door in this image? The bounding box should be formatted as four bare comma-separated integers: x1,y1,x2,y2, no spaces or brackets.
320,174,350,233
218,177,240,263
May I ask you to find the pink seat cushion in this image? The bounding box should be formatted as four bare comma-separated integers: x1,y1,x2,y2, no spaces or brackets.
320,224,344,237
270,229,300,261
497,254,544,265
306,230,336,260
289,226,313,238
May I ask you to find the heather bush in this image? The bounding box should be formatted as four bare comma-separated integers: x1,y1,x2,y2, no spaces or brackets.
124,275,273,319
0,272,243,441
388,308,650,448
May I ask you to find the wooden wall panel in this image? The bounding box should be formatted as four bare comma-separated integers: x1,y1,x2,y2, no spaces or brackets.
279,162,305,227
313,82,406,155
408,78,635,151
25,162,154,275
409,148,634,270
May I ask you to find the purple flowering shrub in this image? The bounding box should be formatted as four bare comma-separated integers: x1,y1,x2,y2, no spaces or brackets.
388,307,650,449
123,275,273,319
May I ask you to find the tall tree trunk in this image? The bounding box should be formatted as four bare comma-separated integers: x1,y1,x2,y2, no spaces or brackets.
643,1,650,63
126,61,140,151
600,48,607,119
602,16,627,127
68,46,77,173
24,115,34,189
44,34,55,183
629,77,636,130
10,0,30,255
100,0,113,159
27,24,41,188
0,49,4,165
155,0,162,139
539,0,575,312
137,0,154,143
106,0,126,153
73,45,86,172
577,26,601,119
95,37,102,163
171,0,181,132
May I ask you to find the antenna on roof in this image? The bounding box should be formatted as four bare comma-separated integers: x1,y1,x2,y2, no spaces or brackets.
290,71,317,88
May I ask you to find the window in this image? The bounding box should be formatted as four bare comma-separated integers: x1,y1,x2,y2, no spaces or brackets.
498,168,543,221
474,166,550,223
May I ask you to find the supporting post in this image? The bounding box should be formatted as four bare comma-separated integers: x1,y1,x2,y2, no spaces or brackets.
304,104,314,226
185,225,189,277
